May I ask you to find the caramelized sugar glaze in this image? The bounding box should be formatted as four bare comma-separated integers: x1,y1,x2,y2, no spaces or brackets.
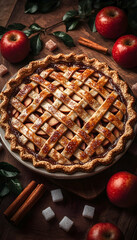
7,61,127,166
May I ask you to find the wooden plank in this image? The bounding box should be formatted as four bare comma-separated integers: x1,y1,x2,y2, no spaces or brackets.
0,0,137,239
0,0,17,26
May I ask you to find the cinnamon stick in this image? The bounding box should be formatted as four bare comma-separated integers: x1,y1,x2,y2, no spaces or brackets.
78,37,108,54
4,180,37,218
11,184,45,225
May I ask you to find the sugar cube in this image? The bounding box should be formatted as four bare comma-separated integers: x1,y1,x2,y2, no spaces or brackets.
59,216,74,232
51,189,63,202
45,39,57,51
0,64,8,77
82,205,95,219
42,207,55,221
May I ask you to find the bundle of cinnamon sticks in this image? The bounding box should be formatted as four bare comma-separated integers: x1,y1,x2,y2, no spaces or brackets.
4,180,45,225
78,37,108,54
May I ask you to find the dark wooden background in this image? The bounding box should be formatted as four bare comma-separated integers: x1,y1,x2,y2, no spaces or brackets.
0,1,137,240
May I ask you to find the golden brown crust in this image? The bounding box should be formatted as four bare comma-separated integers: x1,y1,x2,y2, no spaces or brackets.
0,53,137,174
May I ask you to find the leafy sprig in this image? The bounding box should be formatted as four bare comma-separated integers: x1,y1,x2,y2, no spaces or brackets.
0,22,75,56
63,0,137,33
0,162,22,197
1,0,137,58
24,0,137,36
63,0,96,32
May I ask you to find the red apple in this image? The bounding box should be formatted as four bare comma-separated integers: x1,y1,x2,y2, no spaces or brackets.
87,222,124,240
112,35,137,68
107,171,137,208
0,30,30,63
95,6,128,39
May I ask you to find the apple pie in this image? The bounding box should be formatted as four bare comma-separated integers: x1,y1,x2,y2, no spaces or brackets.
0,53,136,173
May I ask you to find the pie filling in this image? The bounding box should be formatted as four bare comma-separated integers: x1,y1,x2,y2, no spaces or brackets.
7,61,127,166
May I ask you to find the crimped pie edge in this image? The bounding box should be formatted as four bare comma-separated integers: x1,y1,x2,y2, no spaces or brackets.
0,53,136,174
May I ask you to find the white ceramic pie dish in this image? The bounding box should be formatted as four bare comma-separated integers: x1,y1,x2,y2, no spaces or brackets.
0,67,137,179
0,123,136,179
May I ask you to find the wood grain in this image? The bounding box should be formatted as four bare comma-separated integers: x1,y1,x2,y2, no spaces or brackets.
0,0,137,240
0,0,17,26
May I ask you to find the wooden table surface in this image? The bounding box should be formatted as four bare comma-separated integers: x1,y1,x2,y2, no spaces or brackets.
0,1,137,239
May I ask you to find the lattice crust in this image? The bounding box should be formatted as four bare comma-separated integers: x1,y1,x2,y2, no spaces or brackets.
0,53,136,174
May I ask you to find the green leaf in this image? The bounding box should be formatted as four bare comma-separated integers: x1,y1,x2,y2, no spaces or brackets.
63,10,78,21
53,31,75,47
0,26,6,35
0,163,22,198
88,14,97,32
38,0,60,13
78,0,93,17
30,33,43,55
0,169,19,178
25,0,38,14
29,23,43,32
23,29,34,37
7,23,26,31
92,21,96,32
0,162,20,173
0,26,7,39
7,179,22,196
0,185,10,197
65,19,79,31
